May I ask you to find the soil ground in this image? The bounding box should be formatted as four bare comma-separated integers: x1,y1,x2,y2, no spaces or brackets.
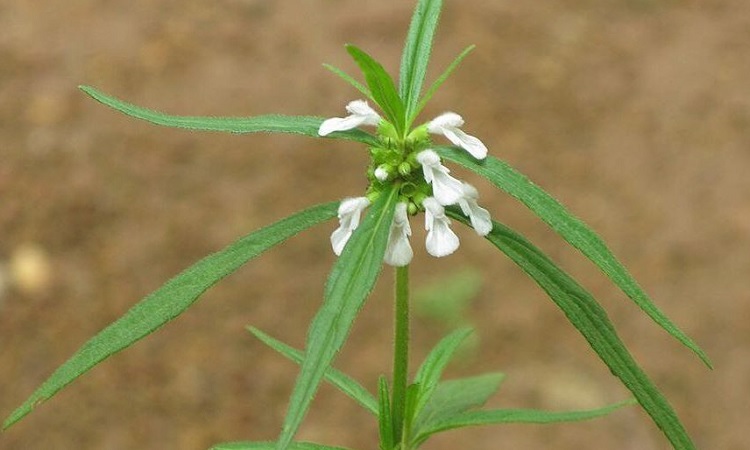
1,1,749,449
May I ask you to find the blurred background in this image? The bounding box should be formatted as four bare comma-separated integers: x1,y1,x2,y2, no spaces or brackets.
1,0,748,449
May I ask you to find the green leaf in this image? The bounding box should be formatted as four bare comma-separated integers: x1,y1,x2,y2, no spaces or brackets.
411,373,504,447
3,202,339,430
247,327,378,416
448,210,698,450
399,0,444,119
413,45,475,121
323,63,372,101
211,442,351,450
276,186,399,450
79,85,379,146
412,328,474,420
377,377,394,450
414,400,635,442
437,146,711,368
345,45,406,134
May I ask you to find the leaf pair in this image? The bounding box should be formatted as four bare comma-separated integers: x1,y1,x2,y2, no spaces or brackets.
250,326,631,450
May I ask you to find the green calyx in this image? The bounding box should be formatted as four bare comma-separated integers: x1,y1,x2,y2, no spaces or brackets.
366,121,432,213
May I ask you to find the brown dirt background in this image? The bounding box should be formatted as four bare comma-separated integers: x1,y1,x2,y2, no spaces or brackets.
1,0,748,449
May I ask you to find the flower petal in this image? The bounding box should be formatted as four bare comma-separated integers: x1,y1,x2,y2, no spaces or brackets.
417,150,465,206
428,112,488,160
441,127,488,159
384,203,413,266
458,183,493,236
318,100,381,136
423,197,460,257
330,197,370,255
428,112,464,132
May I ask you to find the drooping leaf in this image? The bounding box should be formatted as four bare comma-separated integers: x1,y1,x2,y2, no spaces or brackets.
448,210,698,450
411,328,473,420
438,146,711,368
413,400,635,444
399,0,444,119
412,372,505,441
3,202,339,430
79,85,379,146
276,186,399,450
345,45,406,134
413,45,475,121
247,327,378,416
323,64,372,101
211,442,351,450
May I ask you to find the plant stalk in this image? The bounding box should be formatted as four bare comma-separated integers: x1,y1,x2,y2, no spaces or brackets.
392,264,410,446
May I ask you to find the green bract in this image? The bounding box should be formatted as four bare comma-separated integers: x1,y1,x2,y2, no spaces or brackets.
3,1,708,450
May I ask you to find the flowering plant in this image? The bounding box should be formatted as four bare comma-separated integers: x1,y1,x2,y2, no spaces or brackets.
3,1,709,449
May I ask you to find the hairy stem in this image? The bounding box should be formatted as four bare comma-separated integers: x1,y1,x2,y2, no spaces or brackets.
392,264,410,446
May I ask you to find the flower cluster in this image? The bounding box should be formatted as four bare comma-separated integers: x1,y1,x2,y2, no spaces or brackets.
320,100,492,266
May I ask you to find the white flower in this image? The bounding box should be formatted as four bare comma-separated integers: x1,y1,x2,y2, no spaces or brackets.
384,202,413,267
318,100,381,136
330,197,370,255
374,165,389,182
457,183,492,236
428,112,488,160
416,149,465,206
423,197,459,257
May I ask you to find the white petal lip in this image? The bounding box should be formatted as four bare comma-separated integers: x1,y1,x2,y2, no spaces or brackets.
428,112,488,160
330,197,370,255
318,100,381,136
423,197,460,257
458,183,493,236
417,150,465,206
384,202,413,267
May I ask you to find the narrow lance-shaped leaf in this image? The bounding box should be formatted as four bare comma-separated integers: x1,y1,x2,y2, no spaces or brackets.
3,202,340,430
276,186,399,450
413,45,476,121
412,328,473,419
399,0,444,119
345,45,406,135
448,210,697,450
438,146,711,368
413,400,635,444
247,326,378,416
412,372,505,438
212,442,352,450
79,86,379,146
322,64,373,102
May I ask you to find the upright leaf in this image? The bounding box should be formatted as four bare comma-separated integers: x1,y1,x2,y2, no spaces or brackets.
79,86,379,146
437,146,711,368
322,64,373,101
345,45,406,134
412,328,473,419
276,186,399,450
448,210,697,450
4,202,339,430
413,45,475,120
399,0,444,119
377,377,395,450
248,327,378,416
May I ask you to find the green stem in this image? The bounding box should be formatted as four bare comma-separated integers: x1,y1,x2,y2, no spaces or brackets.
392,264,410,446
